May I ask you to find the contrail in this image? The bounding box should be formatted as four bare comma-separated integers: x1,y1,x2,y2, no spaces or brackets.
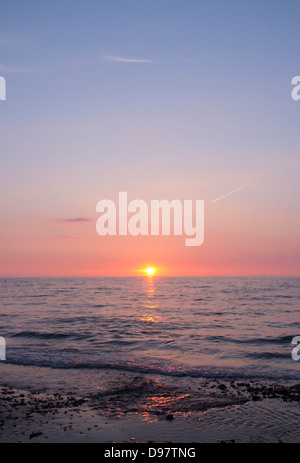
212,181,254,203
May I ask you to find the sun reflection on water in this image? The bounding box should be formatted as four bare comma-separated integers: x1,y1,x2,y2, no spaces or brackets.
140,276,161,324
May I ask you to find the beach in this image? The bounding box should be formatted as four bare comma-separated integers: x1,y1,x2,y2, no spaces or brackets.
1,364,300,443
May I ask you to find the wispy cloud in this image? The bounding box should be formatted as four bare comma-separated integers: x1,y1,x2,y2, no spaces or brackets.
0,64,43,74
104,53,157,64
56,218,92,223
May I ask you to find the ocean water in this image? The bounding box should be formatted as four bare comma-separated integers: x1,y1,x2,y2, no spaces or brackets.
1,276,300,435
0,276,299,382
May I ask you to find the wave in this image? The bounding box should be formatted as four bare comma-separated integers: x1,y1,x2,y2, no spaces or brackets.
9,330,83,340
205,334,294,345
4,348,300,381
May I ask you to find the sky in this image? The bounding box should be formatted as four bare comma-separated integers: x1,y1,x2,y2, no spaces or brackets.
0,0,299,276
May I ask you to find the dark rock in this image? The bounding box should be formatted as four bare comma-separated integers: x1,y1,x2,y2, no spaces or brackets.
29,432,43,439
218,384,227,391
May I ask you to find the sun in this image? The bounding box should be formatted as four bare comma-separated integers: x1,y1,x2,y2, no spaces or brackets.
144,267,156,276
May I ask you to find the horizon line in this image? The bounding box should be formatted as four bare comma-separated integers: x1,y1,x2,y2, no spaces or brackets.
0,274,299,278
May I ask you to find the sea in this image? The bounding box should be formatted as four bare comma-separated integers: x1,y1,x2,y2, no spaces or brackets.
0,276,300,426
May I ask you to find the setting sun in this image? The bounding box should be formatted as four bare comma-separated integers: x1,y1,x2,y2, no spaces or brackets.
144,267,156,276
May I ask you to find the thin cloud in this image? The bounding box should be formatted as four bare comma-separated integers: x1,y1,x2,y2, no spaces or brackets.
104,53,157,64
0,64,43,74
56,218,92,223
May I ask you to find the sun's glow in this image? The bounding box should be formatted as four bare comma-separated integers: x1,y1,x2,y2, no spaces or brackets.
144,267,156,276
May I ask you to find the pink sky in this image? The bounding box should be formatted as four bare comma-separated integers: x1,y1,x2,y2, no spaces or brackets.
1,179,299,276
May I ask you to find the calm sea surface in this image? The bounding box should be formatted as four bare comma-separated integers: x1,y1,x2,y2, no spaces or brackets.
1,276,299,382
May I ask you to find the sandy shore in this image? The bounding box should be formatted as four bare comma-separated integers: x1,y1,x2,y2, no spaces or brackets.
1,381,300,443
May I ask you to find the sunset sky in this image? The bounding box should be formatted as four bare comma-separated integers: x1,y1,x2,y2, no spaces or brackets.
0,0,299,276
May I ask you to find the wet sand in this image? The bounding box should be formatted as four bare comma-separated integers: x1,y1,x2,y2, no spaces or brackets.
1,379,300,443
